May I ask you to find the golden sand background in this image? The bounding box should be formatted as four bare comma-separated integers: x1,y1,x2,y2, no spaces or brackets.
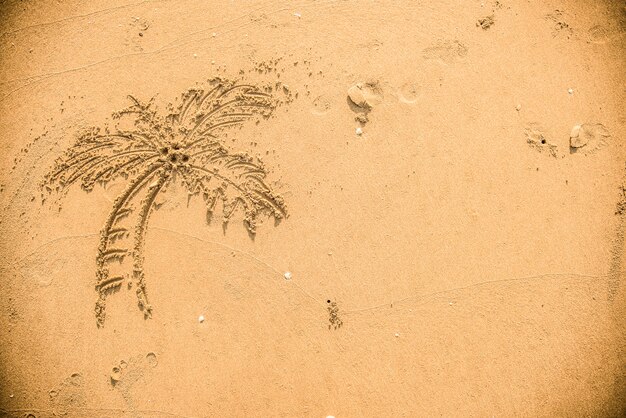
0,1,625,416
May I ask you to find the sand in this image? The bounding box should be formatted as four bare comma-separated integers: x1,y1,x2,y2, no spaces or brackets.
0,1,625,417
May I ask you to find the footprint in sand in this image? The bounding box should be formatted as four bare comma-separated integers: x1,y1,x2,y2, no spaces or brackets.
311,95,331,115
524,125,559,157
422,40,468,64
588,25,611,43
398,82,421,104
109,352,158,387
48,373,86,415
545,10,573,38
569,123,610,154
19,255,66,287
146,352,158,367
586,24,624,44
347,82,383,110
347,81,384,127
109,353,159,412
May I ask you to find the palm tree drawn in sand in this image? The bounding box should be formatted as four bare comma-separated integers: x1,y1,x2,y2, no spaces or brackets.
42,78,287,327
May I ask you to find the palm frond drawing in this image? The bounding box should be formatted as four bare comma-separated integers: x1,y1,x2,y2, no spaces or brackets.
41,78,287,327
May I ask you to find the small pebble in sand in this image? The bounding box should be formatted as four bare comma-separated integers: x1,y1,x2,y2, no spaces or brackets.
395,333,400,337
294,12,301,18
516,104,521,111
198,315,205,323
356,127,363,136
212,32,217,37
568,88,574,94
193,53,197,58
284,271,292,280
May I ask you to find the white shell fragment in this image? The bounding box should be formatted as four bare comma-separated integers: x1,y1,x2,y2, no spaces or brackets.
198,315,205,323
568,88,574,94
355,127,363,136
515,104,521,111
284,271,292,280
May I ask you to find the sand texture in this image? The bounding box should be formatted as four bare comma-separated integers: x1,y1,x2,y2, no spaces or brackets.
0,0,625,417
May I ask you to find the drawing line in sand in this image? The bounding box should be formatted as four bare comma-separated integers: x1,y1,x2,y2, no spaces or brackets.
12,230,613,323
41,78,288,327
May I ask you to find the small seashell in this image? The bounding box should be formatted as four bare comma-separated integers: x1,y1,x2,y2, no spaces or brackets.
355,127,363,136
570,124,581,139
198,315,205,323
568,88,574,94
284,271,292,280
515,104,521,111
395,333,400,337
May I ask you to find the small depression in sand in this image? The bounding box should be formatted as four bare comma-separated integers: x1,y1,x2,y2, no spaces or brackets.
398,82,421,104
570,123,610,154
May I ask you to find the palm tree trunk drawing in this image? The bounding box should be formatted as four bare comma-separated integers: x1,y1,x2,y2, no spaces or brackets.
43,78,288,327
